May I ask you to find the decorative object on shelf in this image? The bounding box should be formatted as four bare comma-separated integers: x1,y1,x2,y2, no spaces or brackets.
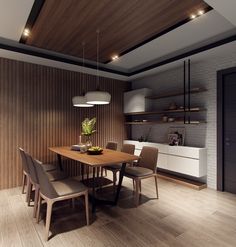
138,136,144,142
86,30,111,105
168,127,185,146
162,116,168,122
87,146,103,155
145,127,152,141
168,133,179,146
138,127,152,142
81,117,96,148
168,102,177,110
72,42,94,107
168,117,175,122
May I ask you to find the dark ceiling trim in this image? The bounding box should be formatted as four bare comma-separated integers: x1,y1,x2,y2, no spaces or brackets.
0,42,129,76
0,34,236,77
130,34,236,76
104,5,213,64
19,0,45,43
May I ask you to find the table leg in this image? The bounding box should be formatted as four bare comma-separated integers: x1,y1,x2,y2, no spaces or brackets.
81,164,84,181
57,154,63,171
92,167,96,213
114,162,126,205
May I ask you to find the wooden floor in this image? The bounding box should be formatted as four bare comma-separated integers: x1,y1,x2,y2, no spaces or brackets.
1,173,236,247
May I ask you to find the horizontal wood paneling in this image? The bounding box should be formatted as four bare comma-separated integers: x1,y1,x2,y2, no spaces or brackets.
26,0,209,62
0,57,129,189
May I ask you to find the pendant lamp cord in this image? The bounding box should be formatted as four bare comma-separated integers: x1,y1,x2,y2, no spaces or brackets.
96,29,100,90
82,41,85,95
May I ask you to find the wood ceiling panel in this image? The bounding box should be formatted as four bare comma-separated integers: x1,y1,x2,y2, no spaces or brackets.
26,0,209,62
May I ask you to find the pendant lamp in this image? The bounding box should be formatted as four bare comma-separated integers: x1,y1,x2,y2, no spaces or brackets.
72,42,94,107
86,30,111,105
72,95,93,107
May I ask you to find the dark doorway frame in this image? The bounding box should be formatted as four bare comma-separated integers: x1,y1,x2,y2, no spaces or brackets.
217,66,236,191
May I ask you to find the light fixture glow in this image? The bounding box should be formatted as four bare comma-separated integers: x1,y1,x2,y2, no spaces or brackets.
190,14,196,19
112,54,119,61
72,96,94,107
86,91,111,105
23,28,30,36
198,10,204,15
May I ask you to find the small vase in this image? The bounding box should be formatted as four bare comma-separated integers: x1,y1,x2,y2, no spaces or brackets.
86,136,92,149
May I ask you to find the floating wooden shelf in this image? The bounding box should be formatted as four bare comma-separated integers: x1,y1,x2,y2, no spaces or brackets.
124,107,206,116
125,120,206,125
146,87,207,100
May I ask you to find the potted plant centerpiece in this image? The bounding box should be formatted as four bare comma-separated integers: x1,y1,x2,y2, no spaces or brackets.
81,117,96,148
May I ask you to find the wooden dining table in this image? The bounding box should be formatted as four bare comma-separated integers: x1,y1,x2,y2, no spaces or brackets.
49,146,138,212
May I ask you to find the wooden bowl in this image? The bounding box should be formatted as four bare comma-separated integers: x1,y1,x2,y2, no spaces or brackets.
87,149,103,155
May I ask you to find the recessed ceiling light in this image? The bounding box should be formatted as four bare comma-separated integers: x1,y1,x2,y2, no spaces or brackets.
198,10,204,15
23,28,30,36
112,55,119,61
190,14,196,19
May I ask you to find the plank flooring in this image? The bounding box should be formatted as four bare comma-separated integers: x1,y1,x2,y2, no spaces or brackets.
0,173,236,247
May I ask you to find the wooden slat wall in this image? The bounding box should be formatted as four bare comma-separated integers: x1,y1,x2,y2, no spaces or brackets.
0,57,129,189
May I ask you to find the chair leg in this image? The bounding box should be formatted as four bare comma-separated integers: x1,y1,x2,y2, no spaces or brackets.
132,179,135,192
33,185,40,218
154,175,159,199
22,173,26,194
45,201,53,241
36,195,42,223
96,167,100,178
85,193,89,226
86,166,89,179
113,171,117,187
139,180,141,193
135,179,140,207
71,198,75,209
26,178,32,205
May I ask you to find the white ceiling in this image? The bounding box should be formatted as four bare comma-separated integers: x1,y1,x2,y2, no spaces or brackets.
0,1,235,81
109,10,236,70
0,0,34,41
0,47,128,81
129,40,236,80
205,0,236,26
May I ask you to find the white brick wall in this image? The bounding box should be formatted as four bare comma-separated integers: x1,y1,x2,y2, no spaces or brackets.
132,51,236,189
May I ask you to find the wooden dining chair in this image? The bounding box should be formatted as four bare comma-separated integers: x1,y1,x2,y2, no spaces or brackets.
106,141,118,150
33,158,89,241
124,146,159,206
19,148,31,201
19,148,68,214
24,151,41,218
105,144,135,187
101,141,118,177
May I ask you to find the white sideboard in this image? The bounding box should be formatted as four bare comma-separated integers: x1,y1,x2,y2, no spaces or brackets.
124,140,207,178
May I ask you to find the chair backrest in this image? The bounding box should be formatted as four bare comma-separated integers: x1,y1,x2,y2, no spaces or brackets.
33,158,58,199
121,144,135,155
24,151,39,185
19,147,30,174
106,141,118,150
138,146,158,172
